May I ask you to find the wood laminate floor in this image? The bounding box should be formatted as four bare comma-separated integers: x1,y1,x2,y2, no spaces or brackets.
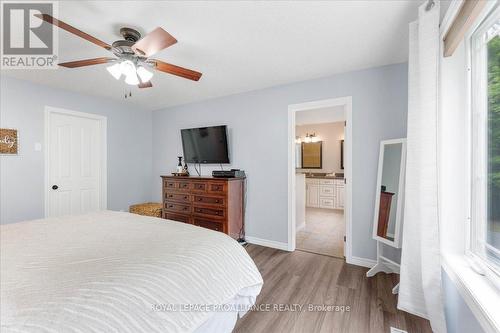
233,245,431,333
296,208,345,258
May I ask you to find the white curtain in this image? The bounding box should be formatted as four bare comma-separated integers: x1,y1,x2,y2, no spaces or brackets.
398,2,447,333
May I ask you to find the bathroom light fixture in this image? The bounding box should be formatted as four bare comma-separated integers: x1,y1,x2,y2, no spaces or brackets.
302,133,320,143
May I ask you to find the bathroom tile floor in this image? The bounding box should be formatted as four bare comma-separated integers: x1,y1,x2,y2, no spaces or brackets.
296,207,345,258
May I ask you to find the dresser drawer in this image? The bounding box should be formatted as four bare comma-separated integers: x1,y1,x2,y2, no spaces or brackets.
165,192,191,203
164,212,191,224
164,202,191,214
193,195,225,206
192,182,208,192
193,218,224,232
177,181,191,191
207,182,226,194
193,205,225,218
320,185,335,197
164,180,178,190
164,180,191,192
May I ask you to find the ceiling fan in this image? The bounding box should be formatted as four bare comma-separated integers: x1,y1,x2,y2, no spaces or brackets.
34,14,202,89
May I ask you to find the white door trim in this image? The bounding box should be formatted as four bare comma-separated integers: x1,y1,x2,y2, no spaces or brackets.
44,106,107,217
287,96,353,263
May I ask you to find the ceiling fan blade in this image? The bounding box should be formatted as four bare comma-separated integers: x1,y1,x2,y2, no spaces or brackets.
150,59,202,81
132,28,177,57
58,57,114,68
138,81,153,88
34,14,111,50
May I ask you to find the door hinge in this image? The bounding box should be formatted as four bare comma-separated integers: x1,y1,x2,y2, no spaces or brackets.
344,236,346,242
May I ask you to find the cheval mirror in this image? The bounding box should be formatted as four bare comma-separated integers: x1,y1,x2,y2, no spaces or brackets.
372,138,407,248
367,138,407,294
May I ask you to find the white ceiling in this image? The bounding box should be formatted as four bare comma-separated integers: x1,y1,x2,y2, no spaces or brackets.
1,1,422,110
296,106,345,125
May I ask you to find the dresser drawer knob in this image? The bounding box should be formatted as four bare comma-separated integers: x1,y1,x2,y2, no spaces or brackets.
183,207,188,211
215,199,220,203
168,205,173,208
198,198,203,201
184,196,188,200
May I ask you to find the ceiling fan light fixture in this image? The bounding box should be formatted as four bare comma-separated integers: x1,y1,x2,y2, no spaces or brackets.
125,72,140,85
136,66,153,83
106,62,122,80
120,60,136,78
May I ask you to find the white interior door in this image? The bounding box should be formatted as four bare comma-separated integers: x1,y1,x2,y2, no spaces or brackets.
47,109,106,217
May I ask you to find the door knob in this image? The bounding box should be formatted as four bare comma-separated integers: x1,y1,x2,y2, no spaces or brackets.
52,185,58,190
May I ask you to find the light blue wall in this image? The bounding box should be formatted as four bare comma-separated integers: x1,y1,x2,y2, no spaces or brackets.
152,63,408,260
0,76,153,224
0,67,486,333
443,270,485,333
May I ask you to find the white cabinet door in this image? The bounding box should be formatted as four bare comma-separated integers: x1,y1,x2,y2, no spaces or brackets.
306,184,320,208
335,184,345,209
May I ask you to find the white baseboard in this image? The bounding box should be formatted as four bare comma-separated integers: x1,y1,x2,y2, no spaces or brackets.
348,256,376,268
245,236,289,251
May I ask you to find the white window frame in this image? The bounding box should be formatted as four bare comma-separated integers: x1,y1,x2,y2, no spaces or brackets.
468,4,500,288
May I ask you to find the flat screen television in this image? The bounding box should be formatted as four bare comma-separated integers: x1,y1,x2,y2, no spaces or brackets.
181,125,230,164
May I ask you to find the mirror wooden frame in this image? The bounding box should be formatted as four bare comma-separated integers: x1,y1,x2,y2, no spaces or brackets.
301,141,322,169
372,138,407,248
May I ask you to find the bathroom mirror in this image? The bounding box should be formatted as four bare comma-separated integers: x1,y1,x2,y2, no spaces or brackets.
372,138,406,248
301,142,322,169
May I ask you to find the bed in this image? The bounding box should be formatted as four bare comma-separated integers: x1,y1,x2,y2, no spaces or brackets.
0,211,263,332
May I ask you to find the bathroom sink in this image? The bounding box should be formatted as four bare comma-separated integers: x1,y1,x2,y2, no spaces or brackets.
305,173,328,178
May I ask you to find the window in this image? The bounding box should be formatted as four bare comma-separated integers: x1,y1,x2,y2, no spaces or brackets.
470,7,500,279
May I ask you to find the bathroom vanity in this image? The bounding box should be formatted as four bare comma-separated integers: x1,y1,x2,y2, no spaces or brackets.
304,174,344,210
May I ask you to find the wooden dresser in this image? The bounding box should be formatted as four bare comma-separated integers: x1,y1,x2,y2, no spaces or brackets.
161,175,245,239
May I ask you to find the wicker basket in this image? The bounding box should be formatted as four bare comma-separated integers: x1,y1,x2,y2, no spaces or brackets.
129,202,162,218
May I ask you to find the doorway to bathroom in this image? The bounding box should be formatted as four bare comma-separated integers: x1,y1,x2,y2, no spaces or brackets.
288,97,352,260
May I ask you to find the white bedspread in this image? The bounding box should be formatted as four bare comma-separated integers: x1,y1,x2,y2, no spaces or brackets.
0,211,263,332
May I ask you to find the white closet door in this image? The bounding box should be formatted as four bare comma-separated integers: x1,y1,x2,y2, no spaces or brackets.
47,111,102,217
